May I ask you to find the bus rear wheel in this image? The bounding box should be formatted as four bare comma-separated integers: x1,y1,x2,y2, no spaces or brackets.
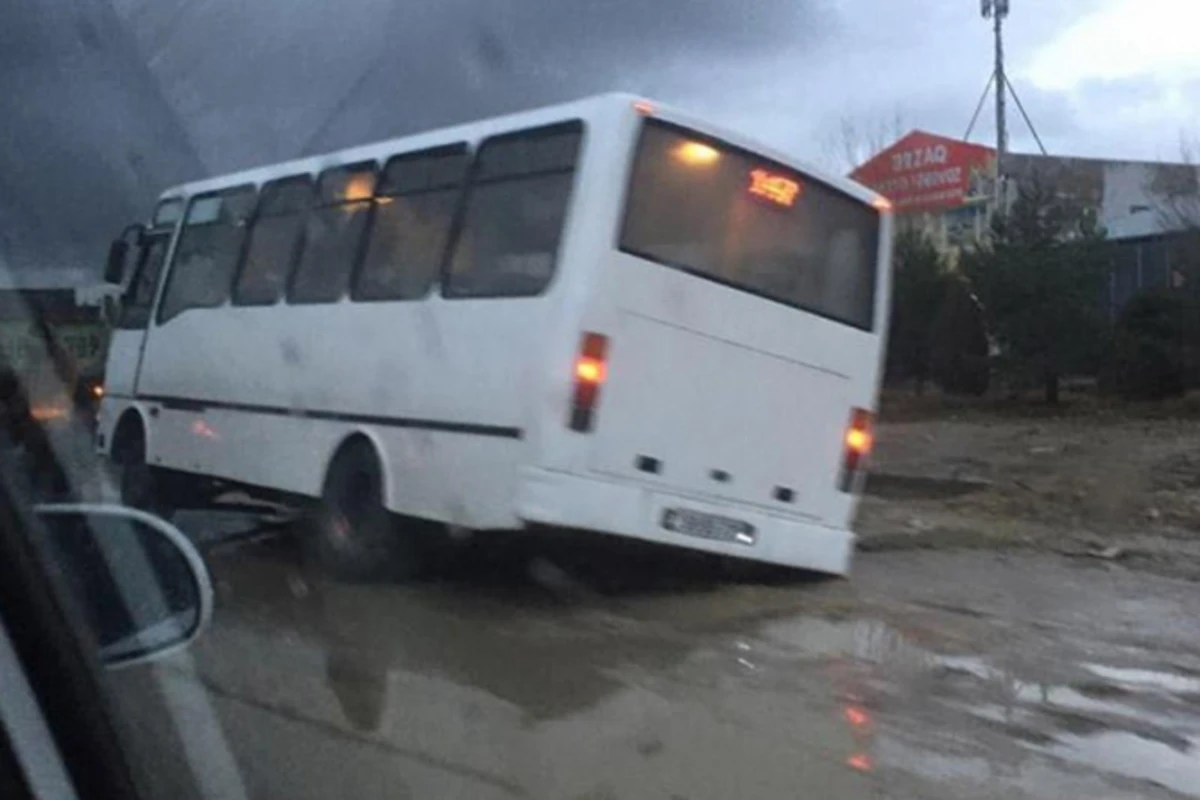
305,444,423,583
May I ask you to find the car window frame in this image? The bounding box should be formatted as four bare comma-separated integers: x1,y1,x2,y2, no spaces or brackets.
0,465,140,800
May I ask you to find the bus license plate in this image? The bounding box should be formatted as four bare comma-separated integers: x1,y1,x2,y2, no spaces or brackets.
661,508,756,546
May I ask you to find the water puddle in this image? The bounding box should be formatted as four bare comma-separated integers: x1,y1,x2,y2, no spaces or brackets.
935,654,1000,682
879,737,1176,799
937,660,1200,797
1052,730,1200,798
878,738,993,782
759,616,1200,796
935,656,1134,716
1086,664,1200,696
759,617,929,667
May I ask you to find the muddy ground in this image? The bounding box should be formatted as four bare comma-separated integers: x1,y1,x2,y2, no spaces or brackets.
96,406,1200,798
859,412,1200,581
113,525,1200,800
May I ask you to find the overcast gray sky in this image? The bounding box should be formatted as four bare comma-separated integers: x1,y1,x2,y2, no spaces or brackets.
2,0,1195,275
799,0,1200,165
110,0,1199,176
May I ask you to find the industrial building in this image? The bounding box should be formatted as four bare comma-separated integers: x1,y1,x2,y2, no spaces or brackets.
850,130,1200,315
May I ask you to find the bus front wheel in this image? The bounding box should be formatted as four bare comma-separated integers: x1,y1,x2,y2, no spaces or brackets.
305,443,423,583
113,426,170,517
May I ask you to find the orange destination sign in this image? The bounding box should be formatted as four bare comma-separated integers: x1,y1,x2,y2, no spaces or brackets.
748,169,801,208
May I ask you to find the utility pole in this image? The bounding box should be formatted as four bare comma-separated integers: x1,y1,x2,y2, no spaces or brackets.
981,0,1010,209
990,2,1007,158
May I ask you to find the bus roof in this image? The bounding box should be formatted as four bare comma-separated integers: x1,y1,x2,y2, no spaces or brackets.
160,93,883,210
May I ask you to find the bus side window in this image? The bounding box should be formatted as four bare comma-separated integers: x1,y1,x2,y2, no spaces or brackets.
288,163,376,305
355,145,468,302
158,186,257,323
234,175,313,306
443,121,582,299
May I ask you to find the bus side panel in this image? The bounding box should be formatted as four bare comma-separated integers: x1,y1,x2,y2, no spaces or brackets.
144,405,525,529
135,294,550,529
525,103,639,479
391,429,525,528
148,407,337,498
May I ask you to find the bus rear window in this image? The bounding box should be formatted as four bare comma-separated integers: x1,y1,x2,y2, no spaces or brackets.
620,121,880,330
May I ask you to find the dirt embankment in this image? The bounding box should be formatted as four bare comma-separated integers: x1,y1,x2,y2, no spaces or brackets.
858,415,1200,580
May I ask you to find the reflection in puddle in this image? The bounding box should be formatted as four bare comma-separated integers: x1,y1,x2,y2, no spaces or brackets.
845,752,873,772
1086,665,1200,696
761,617,1200,797
843,705,871,730
933,655,1188,720
935,654,994,681
203,547,1200,799
879,738,995,783
325,647,390,733
761,617,926,668
1053,731,1200,799
879,737,1172,799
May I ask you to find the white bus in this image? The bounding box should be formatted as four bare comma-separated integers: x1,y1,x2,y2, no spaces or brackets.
97,93,893,580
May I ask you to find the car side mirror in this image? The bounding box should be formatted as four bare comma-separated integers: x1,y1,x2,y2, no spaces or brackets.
33,504,213,669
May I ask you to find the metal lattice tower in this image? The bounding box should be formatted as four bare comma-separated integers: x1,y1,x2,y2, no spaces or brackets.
981,0,1010,160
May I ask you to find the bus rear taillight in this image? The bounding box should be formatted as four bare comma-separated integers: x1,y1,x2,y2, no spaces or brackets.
569,332,608,432
839,408,874,492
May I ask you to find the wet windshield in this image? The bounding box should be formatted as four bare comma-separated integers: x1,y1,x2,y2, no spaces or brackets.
4,2,1200,799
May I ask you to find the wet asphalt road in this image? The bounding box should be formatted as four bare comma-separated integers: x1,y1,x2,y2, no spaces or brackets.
107,511,1200,800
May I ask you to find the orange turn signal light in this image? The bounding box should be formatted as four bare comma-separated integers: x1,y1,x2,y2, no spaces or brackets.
845,426,872,455
575,356,606,385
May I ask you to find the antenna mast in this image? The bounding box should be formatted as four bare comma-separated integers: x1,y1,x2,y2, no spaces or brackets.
981,0,1010,208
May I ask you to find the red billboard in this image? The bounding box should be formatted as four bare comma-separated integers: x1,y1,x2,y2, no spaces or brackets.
851,131,997,213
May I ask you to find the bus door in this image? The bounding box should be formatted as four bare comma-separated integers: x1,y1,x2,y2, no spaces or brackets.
104,199,182,397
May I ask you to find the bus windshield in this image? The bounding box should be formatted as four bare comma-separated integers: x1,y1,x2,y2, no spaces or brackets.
621,119,881,330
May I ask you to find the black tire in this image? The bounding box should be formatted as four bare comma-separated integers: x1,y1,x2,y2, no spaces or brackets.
113,427,172,517
305,442,423,583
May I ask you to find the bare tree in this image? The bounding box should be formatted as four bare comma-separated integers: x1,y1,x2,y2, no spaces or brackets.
1141,135,1200,388
1144,134,1200,295
820,110,906,176
1150,134,1200,232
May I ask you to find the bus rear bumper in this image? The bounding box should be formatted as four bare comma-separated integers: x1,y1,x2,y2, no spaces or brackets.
515,467,854,576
